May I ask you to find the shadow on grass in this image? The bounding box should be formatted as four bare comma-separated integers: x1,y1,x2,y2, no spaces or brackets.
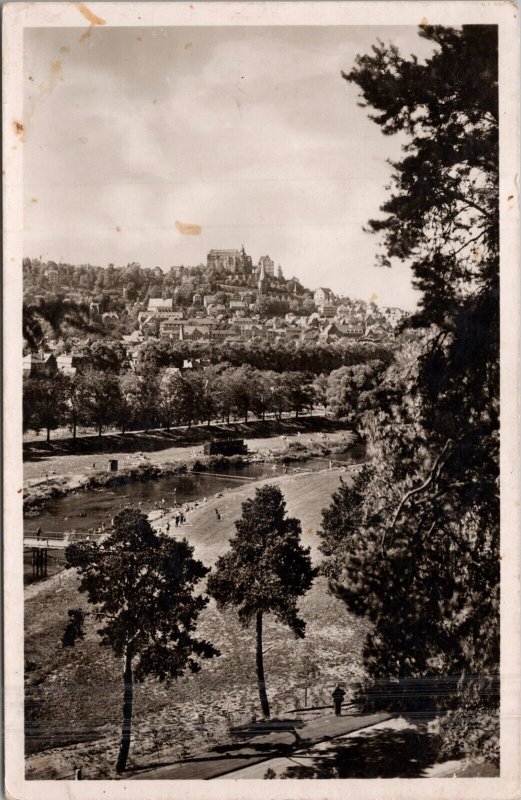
23,416,350,463
124,741,287,775
280,726,440,779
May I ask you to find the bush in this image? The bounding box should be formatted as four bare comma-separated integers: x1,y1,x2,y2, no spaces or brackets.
435,701,499,768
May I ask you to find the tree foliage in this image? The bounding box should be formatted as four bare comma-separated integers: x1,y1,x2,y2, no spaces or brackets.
64,507,218,772
319,25,499,758
23,297,99,351
208,485,317,717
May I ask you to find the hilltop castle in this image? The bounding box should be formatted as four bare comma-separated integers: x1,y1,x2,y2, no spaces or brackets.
207,246,253,275
207,247,277,279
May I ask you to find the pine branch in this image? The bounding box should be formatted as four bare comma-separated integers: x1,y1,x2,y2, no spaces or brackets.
390,438,453,527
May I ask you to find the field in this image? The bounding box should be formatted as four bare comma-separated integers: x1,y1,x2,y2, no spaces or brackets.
25,468,371,779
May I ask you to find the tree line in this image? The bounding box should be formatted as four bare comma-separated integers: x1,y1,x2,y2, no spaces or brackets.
23,358,387,441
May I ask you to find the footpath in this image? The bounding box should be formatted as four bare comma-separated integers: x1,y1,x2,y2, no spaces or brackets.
128,712,392,781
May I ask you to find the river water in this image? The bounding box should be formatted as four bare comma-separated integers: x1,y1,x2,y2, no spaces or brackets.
24,446,365,541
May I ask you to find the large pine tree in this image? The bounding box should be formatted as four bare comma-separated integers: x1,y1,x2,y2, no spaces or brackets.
207,484,317,718
319,25,499,761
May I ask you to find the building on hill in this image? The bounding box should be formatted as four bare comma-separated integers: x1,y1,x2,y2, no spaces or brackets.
159,320,184,340
318,304,336,318
314,287,334,305
56,353,91,376
206,303,227,316
320,322,366,342
23,351,57,376
148,297,173,312
257,255,275,277
182,325,210,342
207,245,253,275
121,331,145,347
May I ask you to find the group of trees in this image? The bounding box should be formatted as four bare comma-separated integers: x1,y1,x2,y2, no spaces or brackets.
317,25,500,763
23,365,324,440
23,258,313,316
24,353,394,441
64,486,316,773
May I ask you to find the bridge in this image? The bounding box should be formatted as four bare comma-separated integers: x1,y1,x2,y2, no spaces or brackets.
24,532,101,580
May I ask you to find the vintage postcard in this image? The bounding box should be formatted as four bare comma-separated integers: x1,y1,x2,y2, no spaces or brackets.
3,2,520,798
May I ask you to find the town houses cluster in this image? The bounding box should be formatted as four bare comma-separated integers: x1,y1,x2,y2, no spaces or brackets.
131,247,404,345
23,246,405,376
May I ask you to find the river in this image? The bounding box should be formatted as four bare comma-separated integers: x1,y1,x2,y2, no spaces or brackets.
24,445,365,583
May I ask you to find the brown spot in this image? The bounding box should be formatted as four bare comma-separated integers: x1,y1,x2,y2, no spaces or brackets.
59,46,70,54
508,195,514,201
31,197,38,204
28,75,34,81
176,220,202,236
17,488,22,494
137,36,143,42
420,16,429,26
13,120,24,136
76,3,106,26
184,42,192,50
116,226,122,232
369,292,378,303
51,59,62,76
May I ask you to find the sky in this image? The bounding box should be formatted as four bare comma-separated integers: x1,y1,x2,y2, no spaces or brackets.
24,25,436,309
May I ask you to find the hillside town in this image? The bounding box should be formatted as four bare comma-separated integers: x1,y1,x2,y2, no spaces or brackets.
23,246,405,377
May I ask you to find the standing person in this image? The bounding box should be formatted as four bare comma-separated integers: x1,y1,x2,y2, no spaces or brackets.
332,685,345,716
36,527,42,541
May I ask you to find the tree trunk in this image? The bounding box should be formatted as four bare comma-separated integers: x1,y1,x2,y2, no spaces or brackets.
116,648,133,774
46,427,51,443
256,611,270,718
72,421,77,440
98,424,102,438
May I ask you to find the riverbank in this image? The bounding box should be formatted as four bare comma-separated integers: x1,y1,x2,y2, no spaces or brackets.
24,421,359,514
25,467,371,779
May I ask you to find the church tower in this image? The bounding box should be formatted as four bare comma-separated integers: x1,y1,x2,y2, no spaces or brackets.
257,260,268,302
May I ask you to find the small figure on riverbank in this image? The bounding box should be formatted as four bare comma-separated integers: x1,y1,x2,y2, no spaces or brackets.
332,685,345,716
36,526,42,540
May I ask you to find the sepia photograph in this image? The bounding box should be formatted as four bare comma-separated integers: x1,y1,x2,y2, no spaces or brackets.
3,2,520,798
